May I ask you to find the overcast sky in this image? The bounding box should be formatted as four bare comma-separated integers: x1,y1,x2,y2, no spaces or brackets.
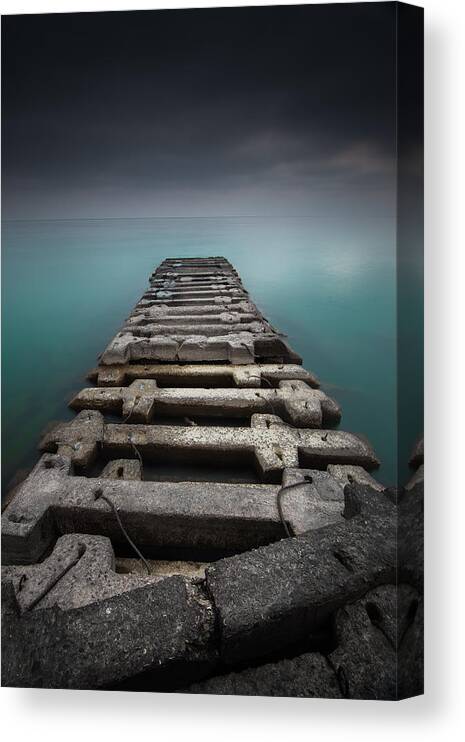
2,3,407,220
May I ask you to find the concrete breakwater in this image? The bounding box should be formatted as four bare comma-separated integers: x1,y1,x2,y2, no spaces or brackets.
1,257,423,698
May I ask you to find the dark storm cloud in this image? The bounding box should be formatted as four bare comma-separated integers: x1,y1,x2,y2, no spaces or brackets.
1,3,408,218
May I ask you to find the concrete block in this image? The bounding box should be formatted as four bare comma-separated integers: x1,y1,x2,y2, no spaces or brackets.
137,295,244,309
1,549,216,688
39,410,104,467
90,362,319,389
186,582,422,700
1,454,347,564
148,282,244,294
101,459,142,480
70,379,340,427
132,300,257,317
39,413,379,479
326,464,385,491
2,534,161,612
186,583,422,699
122,320,269,337
127,310,259,326
205,484,396,663
148,288,247,301
329,584,423,699
100,330,301,365
186,652,342,698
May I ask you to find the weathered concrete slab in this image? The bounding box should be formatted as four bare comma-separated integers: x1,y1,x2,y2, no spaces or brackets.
151,273,238,284
39,410,104,467
39,412,379,478
146,288,248,301
326,464,385,491
89,362,318,389
148,280,244,291
2,534,161,612
149,282,241,294
185,583,423,700
200,481,423,669
149,270,242,282
137,295,251,309
127,311,260,327
72,379,162,423
153,265,239,273
2,454,347,564
1,544,217,689
159,256,233,266
155,259,236,275
151,272,237,283
152,269,239,278
122,320,270,337
151,269,240,280
101,458,142,480
100,330,302,365
329,583,423,699
132,300,257,317
70,379,341,427
205,484,397,663
186,652,343,698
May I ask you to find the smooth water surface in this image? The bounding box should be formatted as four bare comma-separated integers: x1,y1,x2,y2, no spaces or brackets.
2,216,421,490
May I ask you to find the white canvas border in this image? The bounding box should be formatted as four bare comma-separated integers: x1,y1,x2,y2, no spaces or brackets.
1,0,464,740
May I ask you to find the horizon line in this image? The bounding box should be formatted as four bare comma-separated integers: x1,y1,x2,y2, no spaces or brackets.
2,213,392,223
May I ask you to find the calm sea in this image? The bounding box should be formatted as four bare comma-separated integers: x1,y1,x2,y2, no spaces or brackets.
1,216,423,490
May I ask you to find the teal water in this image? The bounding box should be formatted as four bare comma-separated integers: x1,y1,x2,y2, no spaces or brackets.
1,216,421,490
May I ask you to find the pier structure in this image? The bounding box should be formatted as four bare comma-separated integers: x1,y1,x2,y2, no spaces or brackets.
1,257,423,698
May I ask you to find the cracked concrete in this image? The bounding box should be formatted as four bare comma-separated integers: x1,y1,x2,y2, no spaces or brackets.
185,583,422,700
